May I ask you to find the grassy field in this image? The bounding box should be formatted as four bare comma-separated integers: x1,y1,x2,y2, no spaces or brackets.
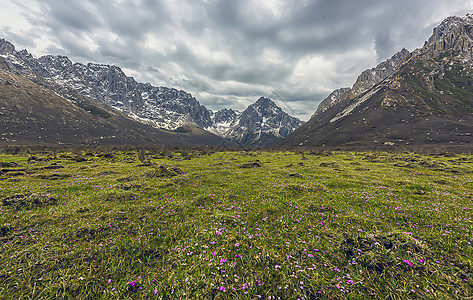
1,149,472,299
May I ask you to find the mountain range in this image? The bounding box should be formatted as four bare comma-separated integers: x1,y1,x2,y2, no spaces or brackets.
0,55,226,146
281,14,473,148
0,39,302,146
2,14,473,148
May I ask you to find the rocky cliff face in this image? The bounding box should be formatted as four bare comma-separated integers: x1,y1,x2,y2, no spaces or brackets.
350,48,411,96
23,53,212,129
208,108,241,136
313,87,352,115
281,14,473,148
423,14,473,57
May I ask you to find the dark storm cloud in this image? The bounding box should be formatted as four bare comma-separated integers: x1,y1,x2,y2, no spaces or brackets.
35,0,169,36
199,0,465,60
2,0,473,120
41,0,102,32
375,32,396,62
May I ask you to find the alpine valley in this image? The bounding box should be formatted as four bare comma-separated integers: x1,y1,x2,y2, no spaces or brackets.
281,15,473,148
0,39,302,146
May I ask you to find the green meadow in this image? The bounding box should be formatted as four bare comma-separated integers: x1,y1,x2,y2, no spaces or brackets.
1,149,472,299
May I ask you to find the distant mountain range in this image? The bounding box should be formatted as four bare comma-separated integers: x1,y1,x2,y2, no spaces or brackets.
3,14,473,148
281,14,473,148
0,39,302,146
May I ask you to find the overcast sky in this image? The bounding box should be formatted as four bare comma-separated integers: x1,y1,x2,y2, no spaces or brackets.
1,0,472,120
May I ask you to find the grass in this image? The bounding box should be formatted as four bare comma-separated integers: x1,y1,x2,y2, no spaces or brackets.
433,63,473,113
1,150,472,299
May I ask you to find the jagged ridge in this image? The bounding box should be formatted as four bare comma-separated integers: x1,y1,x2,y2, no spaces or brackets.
7,47,213,130
313,48,411,117
281,14,473,147
0,39,303,146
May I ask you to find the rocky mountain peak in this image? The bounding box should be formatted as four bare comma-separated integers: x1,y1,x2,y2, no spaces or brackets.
283,14,473,148
254,96,275,107
39,55,73,68
229,97,303,146
212,108,239,124
0,38,303,146
389,48,411,64
314,87,352,116
246,97,283,117
207,108,240,137
423,14,473,57
207,96,303,146
4,50,214,130
0,38,15,55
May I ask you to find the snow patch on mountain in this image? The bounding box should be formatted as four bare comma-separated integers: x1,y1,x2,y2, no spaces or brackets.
210,97,303,146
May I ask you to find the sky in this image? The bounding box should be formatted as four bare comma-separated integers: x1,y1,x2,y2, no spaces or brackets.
1,0,473,120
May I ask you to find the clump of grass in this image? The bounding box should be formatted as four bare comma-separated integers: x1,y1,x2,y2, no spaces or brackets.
147,165,184,177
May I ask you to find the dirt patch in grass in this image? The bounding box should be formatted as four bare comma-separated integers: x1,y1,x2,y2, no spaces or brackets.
319,162,339,168
74,226,113,241
118,183,144,191
0,162,19,167
37,173,71,180
2,193,58,210
42,163,64,170
0,169,26,177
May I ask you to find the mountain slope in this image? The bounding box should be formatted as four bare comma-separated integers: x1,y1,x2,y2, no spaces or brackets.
281,14,473,147
0,57,225,146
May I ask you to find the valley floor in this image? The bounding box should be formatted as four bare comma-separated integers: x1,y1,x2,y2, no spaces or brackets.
0,149,472,299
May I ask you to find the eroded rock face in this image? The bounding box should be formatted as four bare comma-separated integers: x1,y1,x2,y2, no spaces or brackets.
423,14,473,56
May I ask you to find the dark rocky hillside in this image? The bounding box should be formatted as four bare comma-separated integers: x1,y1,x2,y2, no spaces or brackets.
281,15,473,148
